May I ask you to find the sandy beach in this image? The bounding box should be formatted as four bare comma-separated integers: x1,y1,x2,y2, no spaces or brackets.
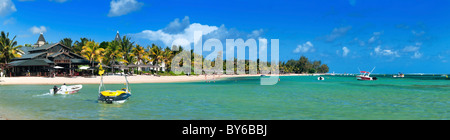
0,74,269,85
0,74,322,85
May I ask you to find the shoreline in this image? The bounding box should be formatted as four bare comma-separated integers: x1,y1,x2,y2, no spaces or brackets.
0,74,321,85
0,75,247,85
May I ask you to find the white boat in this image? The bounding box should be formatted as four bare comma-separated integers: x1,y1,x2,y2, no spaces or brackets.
356,67,378,81
393,72,405,78
318,77,325,81
50,85,83,95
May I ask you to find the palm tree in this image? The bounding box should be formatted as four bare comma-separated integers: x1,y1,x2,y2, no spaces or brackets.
131,44,149,74
81,41,105,67
120,36,134,65
104,40,124,73
59,38,73,49
0,31,23,66
132,44,149,65
148,44,163,66
162,47,174,71
73,38,91,55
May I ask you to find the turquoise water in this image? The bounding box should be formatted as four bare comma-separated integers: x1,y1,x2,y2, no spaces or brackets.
0,76,448,120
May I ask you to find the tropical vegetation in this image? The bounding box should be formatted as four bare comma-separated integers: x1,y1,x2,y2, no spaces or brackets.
0,30,329,76
281,56,329,74
0,31,23,76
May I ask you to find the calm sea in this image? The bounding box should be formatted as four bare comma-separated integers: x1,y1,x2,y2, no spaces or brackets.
0,75,448,120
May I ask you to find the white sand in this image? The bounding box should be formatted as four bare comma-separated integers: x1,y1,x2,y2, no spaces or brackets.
0,73,323,85
0,74,267,85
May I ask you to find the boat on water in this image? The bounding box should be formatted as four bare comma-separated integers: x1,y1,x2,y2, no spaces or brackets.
393,72,405,78
49,85,83,95
356,67,378,81
97,64,131,104
317,77,325,81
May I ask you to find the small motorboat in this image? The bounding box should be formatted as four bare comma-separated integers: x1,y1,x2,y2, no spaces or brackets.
393,72,405,78
97,64,131,104
98,89,132,104
356,67,378,81
318,77,325,81
50,85,83,95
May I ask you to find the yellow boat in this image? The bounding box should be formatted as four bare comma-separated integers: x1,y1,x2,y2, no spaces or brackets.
97,64,131,104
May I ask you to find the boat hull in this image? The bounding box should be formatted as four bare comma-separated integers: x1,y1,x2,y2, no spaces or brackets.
98,93,131,104
356,76,377,81
49,85,83,95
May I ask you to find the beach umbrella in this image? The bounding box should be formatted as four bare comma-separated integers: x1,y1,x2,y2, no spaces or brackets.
79,66,90,70
96,64,110,68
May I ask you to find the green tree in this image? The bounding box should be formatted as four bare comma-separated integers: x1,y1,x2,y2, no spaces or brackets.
59,38,73,49
120,36,134,65
104,40,124,73
149,44,163,66
81,41,105,67
318,64,329,73
162,46,174,71
73,38,91,55
0,31,23,66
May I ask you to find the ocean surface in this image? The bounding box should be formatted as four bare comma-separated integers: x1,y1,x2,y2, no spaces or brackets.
0,75,448,120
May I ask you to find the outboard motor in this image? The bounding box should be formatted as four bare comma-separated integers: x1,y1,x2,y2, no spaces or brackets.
373,77,378,80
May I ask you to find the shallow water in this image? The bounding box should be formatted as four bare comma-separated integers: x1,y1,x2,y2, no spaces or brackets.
0,76,448,120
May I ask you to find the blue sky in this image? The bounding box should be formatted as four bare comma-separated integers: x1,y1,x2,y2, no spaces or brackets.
0,0,449,73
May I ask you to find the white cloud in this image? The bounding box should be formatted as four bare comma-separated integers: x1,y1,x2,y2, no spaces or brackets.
162,16,190,34
108,0,143,17
247,29,264,39
412,30,425,36
342,47,350,57
133,16,264,47
293,41,315,53
411,51,423,59
2,17,15,25
325,26,352,42
30,26,47,34
402,46,420,52
374,46,400,57
49,0,68,3
0,0,16,17
134,21,218,47
18,0,68,2
368,31,382,44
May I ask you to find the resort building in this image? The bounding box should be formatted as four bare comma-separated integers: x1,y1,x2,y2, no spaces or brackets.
33,33,46,47
8,34,91,77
